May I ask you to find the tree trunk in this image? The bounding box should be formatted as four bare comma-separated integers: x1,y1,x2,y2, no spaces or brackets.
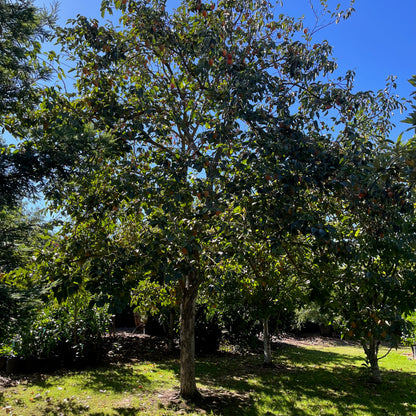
362,337,382,383
179,273,201,400
263,316,273,366
167,308,175,353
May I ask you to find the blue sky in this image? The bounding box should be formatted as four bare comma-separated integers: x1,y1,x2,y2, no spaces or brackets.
35,0,415,141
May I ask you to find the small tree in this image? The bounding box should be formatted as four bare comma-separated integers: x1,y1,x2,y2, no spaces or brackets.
402,312,416,354
0,204,53,347
216,204,307,365
313,143,416,383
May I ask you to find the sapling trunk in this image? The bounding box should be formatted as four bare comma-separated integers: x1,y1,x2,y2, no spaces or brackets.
362,337,382,383
167,308,175,353
263,316,273,366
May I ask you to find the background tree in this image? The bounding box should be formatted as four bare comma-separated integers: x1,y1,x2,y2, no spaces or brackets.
0,0,53,122
0,0,56,208
400,75,416,185
0,0,57,348
311,139,416,383
214,203,307,366
0,205,53,347
403,75,416,135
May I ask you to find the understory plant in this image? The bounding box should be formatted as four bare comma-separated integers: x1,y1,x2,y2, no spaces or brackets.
402,311,416,347
5,299,111,361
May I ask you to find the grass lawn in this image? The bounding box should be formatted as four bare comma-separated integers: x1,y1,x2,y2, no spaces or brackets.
1,338,416,415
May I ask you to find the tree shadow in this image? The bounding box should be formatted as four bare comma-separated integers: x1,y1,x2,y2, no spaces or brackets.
79,364,152,393
89,409,143,416
24,344,416,415
189,345,416,415
28,363,151,394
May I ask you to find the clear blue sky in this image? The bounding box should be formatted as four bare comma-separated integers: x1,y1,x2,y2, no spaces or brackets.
35,0,415,141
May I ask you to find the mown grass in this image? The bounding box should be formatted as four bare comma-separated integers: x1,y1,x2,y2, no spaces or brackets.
1,341,416,415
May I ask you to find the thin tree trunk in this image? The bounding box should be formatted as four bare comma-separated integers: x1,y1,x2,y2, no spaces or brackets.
263,316,273,366
167,308,175,353
362,337,382,383
179,273,201,400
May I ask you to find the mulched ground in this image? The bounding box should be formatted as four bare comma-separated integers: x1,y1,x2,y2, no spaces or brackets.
101,329,360,362
102,328,176,363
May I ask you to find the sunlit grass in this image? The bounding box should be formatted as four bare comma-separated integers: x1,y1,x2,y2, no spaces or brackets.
0,360,182,416
1,342,416,415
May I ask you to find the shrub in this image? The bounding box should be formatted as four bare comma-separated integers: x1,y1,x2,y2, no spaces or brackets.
0,283,41,346
5,301,111,362
402,312,416,346
293,302,340,336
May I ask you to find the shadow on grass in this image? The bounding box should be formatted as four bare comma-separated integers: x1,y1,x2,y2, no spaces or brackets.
30,363,152,394
81,364,152,393
188,344,416,416
25,345,416,416
89,409,143,416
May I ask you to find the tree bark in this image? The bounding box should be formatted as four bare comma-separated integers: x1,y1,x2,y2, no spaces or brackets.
263,316,273,366
179,273,201,400
362,337,382,383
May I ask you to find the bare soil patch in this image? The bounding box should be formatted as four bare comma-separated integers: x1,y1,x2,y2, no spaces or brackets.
155,387,251,415
275,333,358,348
102,328,174,363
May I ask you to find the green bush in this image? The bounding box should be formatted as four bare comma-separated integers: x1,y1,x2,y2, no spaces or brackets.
216,304,262,351
0,283,41,346
402,312,416,346
5,301,111,361
293,302,341,335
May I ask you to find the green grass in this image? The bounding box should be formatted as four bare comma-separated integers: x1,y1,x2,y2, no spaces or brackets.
1,342,416,415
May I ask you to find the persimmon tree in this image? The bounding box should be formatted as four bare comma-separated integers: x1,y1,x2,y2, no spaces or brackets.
403,75,416,135
308,74,416,383
311,140,416,383
213,200,316,366
222,238,304,366
401,75,416,184
26,0,406,398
